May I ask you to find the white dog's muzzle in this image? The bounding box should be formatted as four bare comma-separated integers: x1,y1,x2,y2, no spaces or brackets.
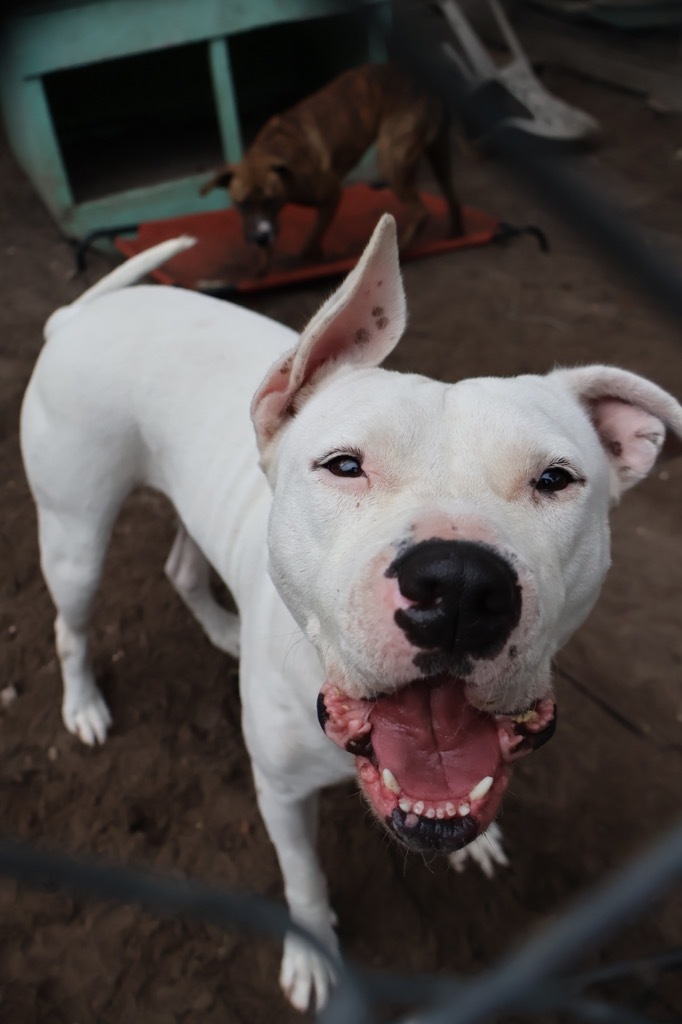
318,678,557,854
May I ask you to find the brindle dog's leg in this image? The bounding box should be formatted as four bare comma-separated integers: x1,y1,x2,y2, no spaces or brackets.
425,122,464,238
301,189,342,262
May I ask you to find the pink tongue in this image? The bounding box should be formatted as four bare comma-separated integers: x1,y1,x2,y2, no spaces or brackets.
369,679,501,801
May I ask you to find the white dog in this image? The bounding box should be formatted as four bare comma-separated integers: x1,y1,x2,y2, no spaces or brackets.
21,216,682,1011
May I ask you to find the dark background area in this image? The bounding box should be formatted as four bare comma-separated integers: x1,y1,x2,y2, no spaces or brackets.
0,67,681,1022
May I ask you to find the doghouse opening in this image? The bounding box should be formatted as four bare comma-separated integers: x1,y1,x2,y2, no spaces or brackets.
43,10,375,205
228,11,374,144
44,42,222,203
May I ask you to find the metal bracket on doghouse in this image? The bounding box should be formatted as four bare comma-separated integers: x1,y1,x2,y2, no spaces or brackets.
493,222,550,253
72,225,140,274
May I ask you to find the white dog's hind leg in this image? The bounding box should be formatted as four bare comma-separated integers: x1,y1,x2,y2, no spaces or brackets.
252,767,338,1012
38,507,113,746
448,821,509,879
164,525,240,657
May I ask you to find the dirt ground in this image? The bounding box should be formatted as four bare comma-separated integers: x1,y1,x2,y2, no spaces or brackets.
1,67,681,1024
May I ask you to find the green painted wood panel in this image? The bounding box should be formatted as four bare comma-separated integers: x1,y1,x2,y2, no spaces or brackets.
4,0,385,75
0,0,390,237
208,37,243,162
64,172,228,237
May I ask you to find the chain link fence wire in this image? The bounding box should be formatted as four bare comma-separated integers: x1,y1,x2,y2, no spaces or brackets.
377,0,682,327
0,819,681,1022
3,2,681,1020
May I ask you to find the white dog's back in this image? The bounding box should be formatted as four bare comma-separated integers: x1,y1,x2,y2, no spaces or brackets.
22,277,296,587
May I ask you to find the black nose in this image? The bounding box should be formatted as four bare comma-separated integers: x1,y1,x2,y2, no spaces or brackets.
253,224,274,247
387,539,521,659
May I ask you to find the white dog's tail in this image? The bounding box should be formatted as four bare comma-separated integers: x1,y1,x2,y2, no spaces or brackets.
75,235,196,306
45,236,196,338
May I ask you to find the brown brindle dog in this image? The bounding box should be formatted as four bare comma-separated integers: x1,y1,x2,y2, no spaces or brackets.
200,63,463,272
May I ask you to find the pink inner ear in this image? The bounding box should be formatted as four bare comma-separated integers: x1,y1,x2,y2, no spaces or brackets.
251,351,296,445
251,214,404,453
592,397,666,483
250,317,366,446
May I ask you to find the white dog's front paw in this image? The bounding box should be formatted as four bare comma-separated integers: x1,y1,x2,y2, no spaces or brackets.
63,692,112,746
448,821,509,879
280,924,338,1012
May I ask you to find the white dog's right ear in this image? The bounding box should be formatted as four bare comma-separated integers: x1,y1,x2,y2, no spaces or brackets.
251,214,406,452
550,365,682,499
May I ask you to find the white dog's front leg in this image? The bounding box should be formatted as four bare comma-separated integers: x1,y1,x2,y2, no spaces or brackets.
36,507,113,746
164,525,240,657
56,614,112,745
252,766,338,1012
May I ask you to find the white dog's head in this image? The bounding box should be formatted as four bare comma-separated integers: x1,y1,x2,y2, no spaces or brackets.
251,215,682,854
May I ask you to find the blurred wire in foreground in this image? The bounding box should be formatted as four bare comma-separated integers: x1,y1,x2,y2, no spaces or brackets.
354,0,682,326
411,817,682,1024
0,835,367,1020
0,819,680,1022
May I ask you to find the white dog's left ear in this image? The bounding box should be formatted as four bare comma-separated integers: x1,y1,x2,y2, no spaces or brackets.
551,365,682,497
251,214,405,452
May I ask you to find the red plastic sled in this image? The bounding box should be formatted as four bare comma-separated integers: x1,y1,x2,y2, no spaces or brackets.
115,183,504,294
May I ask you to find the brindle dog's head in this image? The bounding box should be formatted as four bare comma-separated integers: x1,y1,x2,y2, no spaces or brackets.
200,159,294,251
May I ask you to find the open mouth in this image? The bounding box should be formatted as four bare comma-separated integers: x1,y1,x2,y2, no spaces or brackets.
317,676,556,855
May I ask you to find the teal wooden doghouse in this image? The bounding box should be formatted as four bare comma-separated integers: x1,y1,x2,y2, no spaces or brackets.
0,0,388,240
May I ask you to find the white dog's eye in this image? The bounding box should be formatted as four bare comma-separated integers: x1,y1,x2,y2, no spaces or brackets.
321,454,364,478
535,466,576,493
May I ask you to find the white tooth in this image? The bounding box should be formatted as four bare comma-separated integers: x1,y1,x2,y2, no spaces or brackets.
468,775,494,802
436,807,445,819
445,802,456,817
426,807,435,819
413,800,425,815
513,708,538,724
399,797,412,813
458,802,471,816
382,768,401,795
